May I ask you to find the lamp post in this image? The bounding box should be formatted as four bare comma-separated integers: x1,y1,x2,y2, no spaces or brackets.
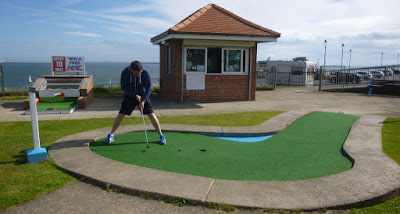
341,44,344,89
381,52,383,67
348,49,352,70
341,44,344,70
319,40,327,91
397,53,399,65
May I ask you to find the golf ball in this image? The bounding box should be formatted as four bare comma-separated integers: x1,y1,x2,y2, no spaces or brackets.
178,148,182,151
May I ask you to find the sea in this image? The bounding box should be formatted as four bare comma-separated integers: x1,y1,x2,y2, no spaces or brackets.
0,62,160,90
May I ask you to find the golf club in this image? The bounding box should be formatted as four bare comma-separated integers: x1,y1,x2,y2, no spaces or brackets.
140,107,149,148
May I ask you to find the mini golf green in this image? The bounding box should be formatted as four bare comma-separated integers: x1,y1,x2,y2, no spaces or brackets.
90,112,360,181
36,97,77,111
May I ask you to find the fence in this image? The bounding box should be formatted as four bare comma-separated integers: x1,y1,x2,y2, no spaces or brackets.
256,64,400,90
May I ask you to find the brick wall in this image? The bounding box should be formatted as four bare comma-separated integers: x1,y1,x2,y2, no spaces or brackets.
183,75,250,101
159,39,183,102
78,76,93,109
159,39,257,102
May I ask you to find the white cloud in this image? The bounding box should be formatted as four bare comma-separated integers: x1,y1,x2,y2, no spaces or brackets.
27,20,46,24
65,31,102,38
57,23,84,28
104,26,154,37
2,0,400,65
97,14,173,30
62,8,174,37
98,4,156,14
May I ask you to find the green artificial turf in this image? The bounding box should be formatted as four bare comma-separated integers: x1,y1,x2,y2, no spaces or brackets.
36,97,77,111
91,112,360,181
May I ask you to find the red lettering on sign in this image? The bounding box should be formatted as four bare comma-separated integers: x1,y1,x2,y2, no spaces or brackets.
213,75,221,80
52,56,66,72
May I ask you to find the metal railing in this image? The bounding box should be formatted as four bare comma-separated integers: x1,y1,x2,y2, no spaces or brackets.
256,65,400,90
319,65,400,90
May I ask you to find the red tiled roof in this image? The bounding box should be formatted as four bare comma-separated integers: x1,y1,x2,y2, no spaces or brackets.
151,3,280,43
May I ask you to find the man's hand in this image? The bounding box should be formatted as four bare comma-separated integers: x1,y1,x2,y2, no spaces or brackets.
136,95,145,110
138,101,145,110
136,95,141,103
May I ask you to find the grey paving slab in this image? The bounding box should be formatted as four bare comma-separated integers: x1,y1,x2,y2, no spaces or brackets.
2,181,230,214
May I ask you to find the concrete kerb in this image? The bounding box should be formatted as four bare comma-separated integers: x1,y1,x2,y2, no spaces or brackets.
48,111,400,211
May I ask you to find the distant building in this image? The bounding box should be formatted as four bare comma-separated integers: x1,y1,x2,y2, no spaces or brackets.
151,3,280,102
257,58,317,86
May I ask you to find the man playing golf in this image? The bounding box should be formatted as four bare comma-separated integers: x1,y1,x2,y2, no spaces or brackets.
104,61,166,145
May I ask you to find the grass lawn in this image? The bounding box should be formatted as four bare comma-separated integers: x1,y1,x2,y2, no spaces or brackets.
348,117,400,214
0,112,399,213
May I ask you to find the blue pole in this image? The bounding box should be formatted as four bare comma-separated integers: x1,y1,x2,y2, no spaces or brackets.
367,77,374,96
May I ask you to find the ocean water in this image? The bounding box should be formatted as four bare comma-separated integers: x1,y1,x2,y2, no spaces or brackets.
0,62,160,89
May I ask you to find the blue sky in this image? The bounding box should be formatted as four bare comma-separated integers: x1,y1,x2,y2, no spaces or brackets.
0,0,399,66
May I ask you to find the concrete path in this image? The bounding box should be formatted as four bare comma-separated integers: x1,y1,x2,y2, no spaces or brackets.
2,88,400,213
1,87,400,123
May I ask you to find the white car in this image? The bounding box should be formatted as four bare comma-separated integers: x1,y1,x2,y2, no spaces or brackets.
370,71,384,78
356,71,372,80
382,69,393,76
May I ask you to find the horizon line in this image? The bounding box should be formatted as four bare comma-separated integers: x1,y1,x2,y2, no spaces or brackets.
0,60,160,64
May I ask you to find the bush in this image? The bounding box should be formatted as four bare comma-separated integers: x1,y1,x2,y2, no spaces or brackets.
256,84,273,90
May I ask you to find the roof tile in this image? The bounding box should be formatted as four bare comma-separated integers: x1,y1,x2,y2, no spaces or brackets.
199,7,207,13
183,19,191,26
170,26,179,31
204,3,213,9
152,3,280,43
176,23,185,29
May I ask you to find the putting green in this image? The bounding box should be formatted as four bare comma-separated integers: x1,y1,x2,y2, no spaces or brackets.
36,97,77,111
90,112,360,181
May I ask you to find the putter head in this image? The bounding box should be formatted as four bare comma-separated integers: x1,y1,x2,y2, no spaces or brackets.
147,145,150,148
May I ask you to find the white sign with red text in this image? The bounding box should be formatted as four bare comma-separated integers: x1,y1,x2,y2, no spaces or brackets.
52,56,85,73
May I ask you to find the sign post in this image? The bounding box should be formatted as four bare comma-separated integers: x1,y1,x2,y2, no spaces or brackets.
26,87,48,163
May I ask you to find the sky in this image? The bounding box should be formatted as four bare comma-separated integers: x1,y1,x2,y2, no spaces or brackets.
0,0,400,67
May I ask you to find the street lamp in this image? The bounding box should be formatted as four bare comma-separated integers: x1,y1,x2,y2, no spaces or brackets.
341,44,344,71
348,49,352,70
319,40,327,91
349,49,354,86
381,52,383,67
397,52,399,65
341,44,344,89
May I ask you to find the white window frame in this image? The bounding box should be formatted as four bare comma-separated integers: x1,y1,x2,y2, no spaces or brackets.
222,48,248,74
183,46,249,75
184,47,207,73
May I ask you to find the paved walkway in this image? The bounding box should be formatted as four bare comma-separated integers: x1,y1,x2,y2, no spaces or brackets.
1,87,400,122
2,88,400,213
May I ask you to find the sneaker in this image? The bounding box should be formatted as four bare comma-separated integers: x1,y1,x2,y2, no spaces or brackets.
159,134,166,145
104,134,114,144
